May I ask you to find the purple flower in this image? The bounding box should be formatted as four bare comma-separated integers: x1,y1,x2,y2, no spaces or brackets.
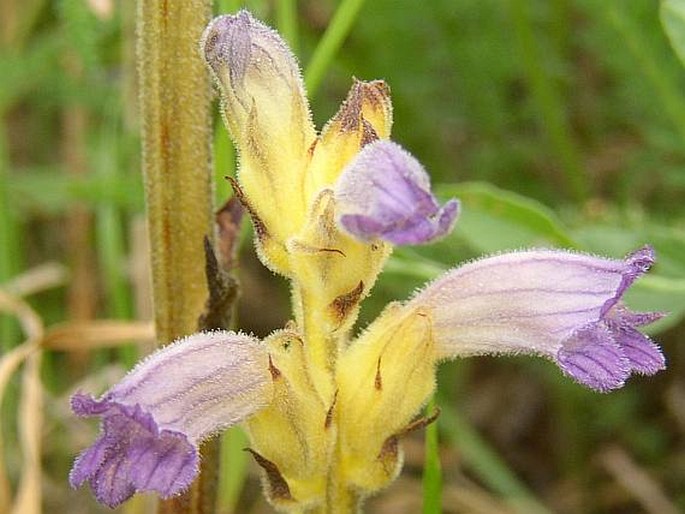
334,140,460,245
408,246,665,392
70,331,272,507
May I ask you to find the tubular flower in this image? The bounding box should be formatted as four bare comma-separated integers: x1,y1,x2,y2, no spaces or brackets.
72,10,666,512
70,331,272,507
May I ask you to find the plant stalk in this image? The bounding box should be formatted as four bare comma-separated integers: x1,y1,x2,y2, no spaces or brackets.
137,0,216,512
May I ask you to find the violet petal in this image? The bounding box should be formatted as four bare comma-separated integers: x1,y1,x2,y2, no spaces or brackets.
334,140,459,245
70,331,273,507
611,324,666,375
70,397,197,508
557,323,629,392
603,304,666,375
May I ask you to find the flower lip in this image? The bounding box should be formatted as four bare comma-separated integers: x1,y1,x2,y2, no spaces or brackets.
69,393,198,508
556,323,630,392
334,140,460,245
599,245,655,317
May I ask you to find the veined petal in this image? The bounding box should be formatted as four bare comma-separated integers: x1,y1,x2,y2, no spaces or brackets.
70,331,272,507
70,397,197,508
334,140,459,245
408,246,665,391
604,305,666,375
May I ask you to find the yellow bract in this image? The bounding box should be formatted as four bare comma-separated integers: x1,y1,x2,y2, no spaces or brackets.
337,305,437,492
245,330,332,509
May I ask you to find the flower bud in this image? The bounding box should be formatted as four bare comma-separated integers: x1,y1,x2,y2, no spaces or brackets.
202,11,316,272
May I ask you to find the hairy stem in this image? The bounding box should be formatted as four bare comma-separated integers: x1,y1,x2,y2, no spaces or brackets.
137,0,215,512
137,0,213,345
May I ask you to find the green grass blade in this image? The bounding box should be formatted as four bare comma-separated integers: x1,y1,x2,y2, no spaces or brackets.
304,0,367,97
662,0,685,65
214,118,235,205
95,107,136,366
509,0,588,203
609,2,685,143
440,402,552,514
217,426,249,512
0,121,21,351
276,0,299,54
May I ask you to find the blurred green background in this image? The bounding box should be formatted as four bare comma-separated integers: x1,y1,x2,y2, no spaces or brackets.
1,0,684,513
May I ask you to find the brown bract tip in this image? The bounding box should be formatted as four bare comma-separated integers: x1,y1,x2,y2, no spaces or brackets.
245,448,293,501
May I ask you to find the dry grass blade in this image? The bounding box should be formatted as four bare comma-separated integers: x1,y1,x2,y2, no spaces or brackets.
11,351,42,514
2,262,69,298
598,445,679,514
0,340,38,513
0,289,44,514
42,320,155,351
0,290,44,342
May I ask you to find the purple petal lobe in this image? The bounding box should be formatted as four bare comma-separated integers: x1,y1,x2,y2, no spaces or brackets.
408,247,665,391
600,245,655,316
70,331,273,507
557,324,629,392
616,326,666,375
70,396,197,508
334,140,459,245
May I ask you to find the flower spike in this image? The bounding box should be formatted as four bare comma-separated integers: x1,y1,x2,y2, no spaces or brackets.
334,140,459,245
73,9,668,511
70,331,272,507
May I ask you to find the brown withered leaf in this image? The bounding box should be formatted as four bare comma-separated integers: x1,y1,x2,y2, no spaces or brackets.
215,197,244,272
198,237,239,332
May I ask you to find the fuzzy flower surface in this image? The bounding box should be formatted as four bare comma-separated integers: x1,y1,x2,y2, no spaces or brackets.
71,10,666,512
